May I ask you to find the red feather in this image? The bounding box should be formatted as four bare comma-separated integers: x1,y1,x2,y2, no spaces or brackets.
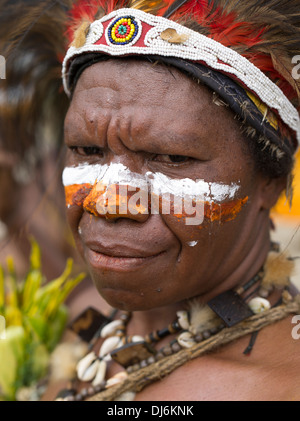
170,1,266,49
64,0,298,101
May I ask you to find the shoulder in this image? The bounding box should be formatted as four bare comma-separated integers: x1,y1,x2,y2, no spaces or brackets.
135,315,300,401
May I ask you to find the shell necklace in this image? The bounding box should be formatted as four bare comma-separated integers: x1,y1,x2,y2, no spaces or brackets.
55,242,295,401
55,249,288,402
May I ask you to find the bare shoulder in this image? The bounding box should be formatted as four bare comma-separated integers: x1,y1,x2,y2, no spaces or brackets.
135,316,300,401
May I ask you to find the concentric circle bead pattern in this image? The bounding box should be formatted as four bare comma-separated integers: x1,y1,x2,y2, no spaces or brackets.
108,16,139,45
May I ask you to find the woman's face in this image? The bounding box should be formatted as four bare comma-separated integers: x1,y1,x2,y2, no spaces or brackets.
64,59,270,311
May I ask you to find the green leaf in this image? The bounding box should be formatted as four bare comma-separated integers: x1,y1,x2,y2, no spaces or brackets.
29,238,41,271
45,305,68,352
26,315,48,344
0,238,87,400
0,326,25,400
22,270,43,313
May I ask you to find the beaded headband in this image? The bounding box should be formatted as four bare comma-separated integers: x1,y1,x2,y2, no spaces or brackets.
62,7,300,149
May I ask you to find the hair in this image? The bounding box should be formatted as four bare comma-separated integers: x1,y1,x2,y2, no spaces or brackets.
0,1,69,158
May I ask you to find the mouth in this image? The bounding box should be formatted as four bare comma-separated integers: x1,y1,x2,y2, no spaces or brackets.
85,241,165,271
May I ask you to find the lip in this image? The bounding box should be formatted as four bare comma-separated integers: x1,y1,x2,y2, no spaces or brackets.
85,241,165,271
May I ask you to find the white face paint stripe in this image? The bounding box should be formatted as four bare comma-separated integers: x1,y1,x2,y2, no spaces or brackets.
62,163,240,202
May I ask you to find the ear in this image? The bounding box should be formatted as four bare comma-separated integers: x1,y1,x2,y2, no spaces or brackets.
258,176,287,210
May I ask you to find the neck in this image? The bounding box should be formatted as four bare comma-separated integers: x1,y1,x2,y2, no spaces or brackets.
195,207,272,300
201,227,271,303
127,302,184,337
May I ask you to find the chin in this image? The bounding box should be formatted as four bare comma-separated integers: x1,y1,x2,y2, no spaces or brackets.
97,288,150,311
92,279,174,312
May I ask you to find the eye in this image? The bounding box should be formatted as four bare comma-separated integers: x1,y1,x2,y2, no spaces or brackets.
153,154,190,164
69,146,103,157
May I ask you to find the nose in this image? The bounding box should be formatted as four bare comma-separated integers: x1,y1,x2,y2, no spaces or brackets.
83,182,150,223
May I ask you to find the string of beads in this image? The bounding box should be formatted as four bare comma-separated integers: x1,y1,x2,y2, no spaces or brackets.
55,270,277,401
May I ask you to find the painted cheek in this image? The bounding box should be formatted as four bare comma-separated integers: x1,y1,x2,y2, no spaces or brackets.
171,197,248,226
204,196,249,223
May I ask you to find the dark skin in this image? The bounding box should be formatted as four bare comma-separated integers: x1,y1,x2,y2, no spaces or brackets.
61,59,300,400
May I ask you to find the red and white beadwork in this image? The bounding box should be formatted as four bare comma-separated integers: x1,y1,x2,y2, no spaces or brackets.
62,8,300,144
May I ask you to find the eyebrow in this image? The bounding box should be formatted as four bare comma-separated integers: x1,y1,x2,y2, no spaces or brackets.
64,121,207,160
130,129,207,157
64,94,209,157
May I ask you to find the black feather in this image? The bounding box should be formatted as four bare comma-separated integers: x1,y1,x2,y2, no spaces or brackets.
163,0,190,18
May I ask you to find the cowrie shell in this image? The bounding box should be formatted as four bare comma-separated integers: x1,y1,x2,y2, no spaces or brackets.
99,336,123,358
177,311,189,330
177,331,196,348
76,351,97,380
106,371,128,388
248,297,271,314
76,352,99,382
80,359,100,382
100,320,124,338
92,360,107,386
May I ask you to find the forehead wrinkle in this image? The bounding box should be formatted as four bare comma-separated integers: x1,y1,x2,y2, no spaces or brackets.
109,94,212,156
65,92,109,147
76,60,173,106
69,60,244,157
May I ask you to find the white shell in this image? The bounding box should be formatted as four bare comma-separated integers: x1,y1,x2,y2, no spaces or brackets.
103,354,113,362
81,359,100,382
99,336,123,358
248,297,271,314
76,351,97,380
105,371,128,388
132,335,144,342
77,352,100,382
177,331,196,349
92,360,107,386
100,320,124,338
177,311,190,330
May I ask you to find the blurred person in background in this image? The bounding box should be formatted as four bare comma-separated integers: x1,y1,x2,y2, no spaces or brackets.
0,0,103,319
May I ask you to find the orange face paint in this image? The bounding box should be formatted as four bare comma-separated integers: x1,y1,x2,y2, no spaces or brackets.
65,183,92,207
64,182,248,224
204,196,249,222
